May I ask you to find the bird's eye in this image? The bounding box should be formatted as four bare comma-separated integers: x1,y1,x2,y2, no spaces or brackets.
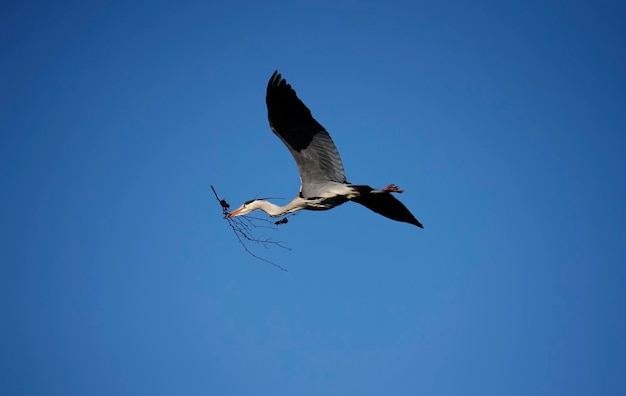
244,199,256,205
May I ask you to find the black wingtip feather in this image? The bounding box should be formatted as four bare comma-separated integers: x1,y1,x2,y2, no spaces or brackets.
351,190,424,228
266,70,326,152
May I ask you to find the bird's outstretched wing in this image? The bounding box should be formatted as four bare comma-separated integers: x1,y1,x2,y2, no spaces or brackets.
266,71,347,197
352,192,424,228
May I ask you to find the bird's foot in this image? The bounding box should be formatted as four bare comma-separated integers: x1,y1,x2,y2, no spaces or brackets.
383,184,403,193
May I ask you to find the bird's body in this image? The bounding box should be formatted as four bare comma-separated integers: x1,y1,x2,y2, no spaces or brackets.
227,71,423,228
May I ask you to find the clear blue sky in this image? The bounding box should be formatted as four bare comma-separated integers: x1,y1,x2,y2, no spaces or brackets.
2,1,625,395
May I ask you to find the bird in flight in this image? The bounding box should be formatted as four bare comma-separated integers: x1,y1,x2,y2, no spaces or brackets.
226,71,423,228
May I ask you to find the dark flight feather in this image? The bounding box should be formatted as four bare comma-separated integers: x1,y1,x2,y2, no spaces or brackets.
351,189,424,228
266,71,347,197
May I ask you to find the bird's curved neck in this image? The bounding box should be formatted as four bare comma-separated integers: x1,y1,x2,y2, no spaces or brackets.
252,197,304,217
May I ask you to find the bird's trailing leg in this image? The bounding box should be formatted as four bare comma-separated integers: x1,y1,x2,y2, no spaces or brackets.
383,184,404,193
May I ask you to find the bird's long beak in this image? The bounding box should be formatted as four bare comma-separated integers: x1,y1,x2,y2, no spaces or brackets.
225,208,242,219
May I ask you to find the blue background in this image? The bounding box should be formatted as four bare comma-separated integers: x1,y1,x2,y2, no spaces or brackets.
2,1,625,395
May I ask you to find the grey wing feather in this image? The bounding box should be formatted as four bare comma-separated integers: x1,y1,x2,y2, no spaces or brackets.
266,71,347,198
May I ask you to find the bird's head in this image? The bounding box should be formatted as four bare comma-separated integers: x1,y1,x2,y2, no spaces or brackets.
225,199,260,218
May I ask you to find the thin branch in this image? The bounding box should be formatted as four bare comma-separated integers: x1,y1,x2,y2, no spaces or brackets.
211,184,289,272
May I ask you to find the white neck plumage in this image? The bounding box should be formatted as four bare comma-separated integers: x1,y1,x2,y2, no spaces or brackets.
239,196,306,217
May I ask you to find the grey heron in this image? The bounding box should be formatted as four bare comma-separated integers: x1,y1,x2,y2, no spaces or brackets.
226,71,424,228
